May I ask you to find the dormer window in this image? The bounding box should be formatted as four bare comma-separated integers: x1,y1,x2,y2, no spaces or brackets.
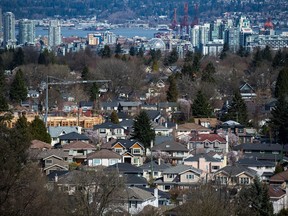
204,142,209,148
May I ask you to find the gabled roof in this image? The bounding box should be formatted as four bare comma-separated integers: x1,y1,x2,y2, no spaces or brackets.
101,101,119,108
175,123,211,131
184,154,222,163
233,143,285,152
105,163,143,174
93,122,125,130
189,133,226,143
140,160,171,172
48,126,80,137
145,110,161,121
125,174,148,186
87,149,121,159
44,163,68,171
79,101,94,107
270,170,288,182
62,141,96,150
37,149,68,159
163,164,202,175
158,102,178,108
137,186,170,199
119,101,141,107
237,158,275,167
127,186,155,201
269,185,286,199
47,170,69,182
30,139,52,149
215,165,257,178
152,141,188,152
113,139,144,149
58,132,90,141
119,119,134,128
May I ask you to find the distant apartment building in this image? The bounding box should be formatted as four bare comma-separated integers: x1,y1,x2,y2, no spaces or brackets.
48,20,61,48
103,31,116,44
87,33,102,45
3,12,16,48
18,19,35,45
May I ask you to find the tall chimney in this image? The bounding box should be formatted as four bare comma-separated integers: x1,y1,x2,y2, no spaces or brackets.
154,187,159,207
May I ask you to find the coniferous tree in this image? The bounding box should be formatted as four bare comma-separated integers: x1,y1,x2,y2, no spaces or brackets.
192,90,213,118
261,45,272,61
167,48,179,65
237,177,273,216
131,111,155,149
191,53,201,74
30,116,51,143
9,69,28,103
251,47,262,67
115,43,122,55
269,96,288,144
201,62,216,82
275,68,288,98
12,47,25,68
14,114,32,143
181,63,194,80
81,66,89,80
110,110,119,124
184,50,193,62
166,75,178,102
272,49,284,68
0,68,8,111
223,91,249,126
137,47,144,58
90,83,99,101
129,46,136,56
100,45,111,58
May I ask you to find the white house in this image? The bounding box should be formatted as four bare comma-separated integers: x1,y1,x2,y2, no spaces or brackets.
87,149,122,167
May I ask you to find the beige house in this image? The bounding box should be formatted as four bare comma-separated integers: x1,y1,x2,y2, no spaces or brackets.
213,165,257,186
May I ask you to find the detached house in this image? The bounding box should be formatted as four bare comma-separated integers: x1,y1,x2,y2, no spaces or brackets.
93,122,126,142
87,149,122,167
214,164,257,186
109,139,145,166
59,132,90,145
155,164,203,192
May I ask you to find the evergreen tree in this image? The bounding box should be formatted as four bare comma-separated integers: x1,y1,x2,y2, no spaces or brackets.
201,62,216,82
100,45,111,58
225,91,249,126
150,49,161,61
137,47,144,58
30,116,51,143
237,45,249,57
166,75,178,102
167,48,179,65
274,163,284,174
237,177,273,216
0,68,8,111
14,114,32,143
261,45,272,61
184,50,193,62
12,47,25,68
272,49,284,68
115,43,122,55
38,52,47,65
152,60,159,72
192,90,213,117
90,83,99,101
181,63,195,80
9,69,28,103
81,66,89,80
110,110,119,124
129,46,136,56
269,96,288,144
192,53,201,73
132,111,155,149
251,47,263,67
220,43,229,60
275,68,288,98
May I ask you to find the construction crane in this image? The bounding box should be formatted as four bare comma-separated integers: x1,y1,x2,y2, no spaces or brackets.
171,8,178,30
191,3,199,27
44,76,111,127
180,3,189,35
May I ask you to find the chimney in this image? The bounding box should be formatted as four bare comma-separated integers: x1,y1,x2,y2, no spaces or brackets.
154,187,159,207
158,158,161,165
176,123,178,130
165,122,168,128
55,173,58,182
150,140,154,149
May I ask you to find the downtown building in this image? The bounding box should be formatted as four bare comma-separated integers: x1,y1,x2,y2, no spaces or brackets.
3,12,16,48
18,19,35,45
48,20,61,48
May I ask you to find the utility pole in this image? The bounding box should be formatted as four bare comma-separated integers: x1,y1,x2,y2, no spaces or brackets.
44,76,111,127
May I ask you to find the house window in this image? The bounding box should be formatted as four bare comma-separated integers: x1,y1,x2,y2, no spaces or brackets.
114,148,122,154
167,174,174,179
46,159,53,164
93,159,101,166
129,201,137,208
204,142,209,148
133,158,139,164
99,129,106,133
214,142,219,148
115,129,122,134
186,174,194,179
154,171,158,176
109,159,119,165
133,148,141,154
240,177,249,185
217,176,228,184
212,166,220,170
272,151,279,154
164,185,171,190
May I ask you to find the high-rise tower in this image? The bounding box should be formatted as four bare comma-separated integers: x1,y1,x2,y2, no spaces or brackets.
3,12,16,47
48,20,61,48
18,19,35,45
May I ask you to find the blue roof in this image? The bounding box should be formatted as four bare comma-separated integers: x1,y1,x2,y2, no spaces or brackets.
58,132,90,141
93,122,125,130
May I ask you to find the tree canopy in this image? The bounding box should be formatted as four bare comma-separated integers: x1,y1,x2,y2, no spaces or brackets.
192,90,213,118
131,111,155,149
30,116,51,143
9,69,28,103
110,110,119,124
166,75,178,102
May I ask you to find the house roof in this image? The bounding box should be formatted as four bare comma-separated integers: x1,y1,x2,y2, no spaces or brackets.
105,163,143,174
269,185,286,199
37,149,68,159
58,132,90,141
100,139,117,149
87,149,121,159
48,126,80,138
233,143,287,152
163,164,202,175
46,170,69,182
30,139,52,149
158,102,178,108
193,118,220,128
242,153,288,162
127,186,155,201
113,139,144,149
119,119,134,128
189,133,226,143
152,141,188,152
62,141,96,150
236,158,275,167
155,136,174,145
101,101,119,108
79,101,94,107
125,174,148,186
119,101,141,107
145,110,161,121
140,160,171,172
215,164,257,177
137,186,170,199
184,154,221,163
270,170,288,182
175,123,211,131
93,122,125,130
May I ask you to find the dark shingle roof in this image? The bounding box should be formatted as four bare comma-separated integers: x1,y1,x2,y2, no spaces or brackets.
152,141,188,152
87,149,121,159
62,141,96,150
233,143,285,151
163,164,202,175
58,132,90,141
105,163,143,174
125,174,148,186
216,165,257,177
140,160,171,172
145,110,161,121
184,154,221,162
236,158,275,167
93,122,124,130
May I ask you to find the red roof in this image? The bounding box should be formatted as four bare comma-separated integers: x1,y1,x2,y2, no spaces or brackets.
269,185,285,199
190,133,226,143
62,141,96,150
270,170,288,183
